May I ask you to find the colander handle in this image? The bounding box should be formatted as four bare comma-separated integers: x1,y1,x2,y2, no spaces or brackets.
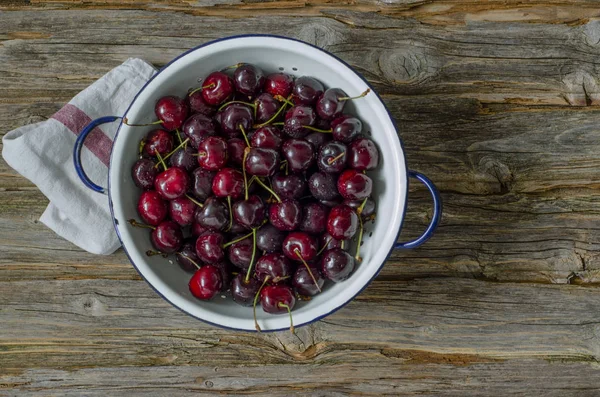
73,116,120,195
395,171,442,249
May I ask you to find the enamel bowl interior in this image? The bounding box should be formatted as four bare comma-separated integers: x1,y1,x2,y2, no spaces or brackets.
109,36,407,331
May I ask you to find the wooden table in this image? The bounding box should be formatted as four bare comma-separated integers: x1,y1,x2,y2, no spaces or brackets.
2,1,600,395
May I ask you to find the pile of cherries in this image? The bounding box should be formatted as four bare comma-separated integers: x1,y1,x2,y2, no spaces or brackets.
130,63,378,332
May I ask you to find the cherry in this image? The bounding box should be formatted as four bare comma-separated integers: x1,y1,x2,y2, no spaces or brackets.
176,239,201,272
264,73,294,98
282,139,314,172
316,88,346,120
169,196,196,226
300,202,329,234
319,232,348,252
154,167,190,200
292,76,324,106
305,131,331,151
233,195,265,229
255,253,295,283
212,261,233,291
137,190,168,226
191,168,215,201
189,265,223,300
282,232,318,262
327,205,358,240
348,137,379,171
319,197,343,208
234,64,265,97
212,168,244,199
197,136,228,171
244,147,280,177
151,220,183,253
231,273,261,306
318,141,347,173
227,235,253,269
337,169,372,200
272,173,306,200
293,265,325,296
331,115,362,143
308,172,340,201
227,138,246,166
268,199,302,231
195,197,229,231
143,129,173,157
155,96,189,131
202,71,234,105
283,105,316,138
254,93,281,124
187,90,216,117
251,126,283,150
182,113,217,149
219,103,254,138
260,284,296,314
228,218,248,235
169,145,197,172
191,222,209,237
344,197,376,220
256,224,285,252
132,158,157,190
195,232,225,263
321,248,355,282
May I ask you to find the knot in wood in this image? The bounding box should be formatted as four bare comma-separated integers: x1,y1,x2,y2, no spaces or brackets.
378,46,437,84
297,23,344,50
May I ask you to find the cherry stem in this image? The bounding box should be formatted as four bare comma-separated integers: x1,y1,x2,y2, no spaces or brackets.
176,252,202,269
271,122,284,126
278,303,295,334
155,150,168,171
226,196,233,232
274,95,294,107
128,219,155,230
253,100,287,128
279,160,288,176
294,249,322,292
327,152,345,165
123,118,163,127
243,148,250,200
317,237,332,256
156,138,190,167
356,197,369,215
338,88,371,101
254,178,282,203
192,151,207,157
341,240,345,250
175,128,183,145
355,215,364,262
244,228,257,284
239,125,251,148
146,250,168,258
303,125,332,133
222,231,253,248
185,194,204,208
248,175,257,189
188,83,215,97
254,275,271,332
219,100,256,111
138,139,146,157
223,62,244,70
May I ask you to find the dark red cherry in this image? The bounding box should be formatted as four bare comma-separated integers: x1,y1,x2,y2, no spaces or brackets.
260,285,295,314
292,76,324,106
233,195,265,229
182,113,217,149
272,173,306,200
169,145,197,172
256,224,286,252
337,169,372,200
191,221,209,237
344,197,376,220
212,168,244,199
264,73,294,98
191,168,215,201
300,202,329,234
154,167,190,200
348,137,379,171
319,232,348,252
283,105,316,138
132,158,158,190
227,138,246,167
212,261,233,291
195,232,225,263
268,200,302,231
202,72,234,105
231,274,261,306
137,191,167,226
197,136,228,171
189,265,223,300
244,147,279,177
254,93,281,124
256,253,295,283
319,197,343,208
314,118,331,131
308,172,340,201
282,139,314,172
227,236,253,270
282,232,318,262
234,64,265,97
169,196,196,226
143,129,173,157
327,205,358,240
176,239,201,272
316,88,346,120
151,220,183,253
195,197,229,231
331,115,362,143
318,141,347,173
155,96,189,131
228,218,248,235
305,131,331,151
321,248,355,282
219,103,254,138
251,126,283,150
293,265,325,296
187,90,216,117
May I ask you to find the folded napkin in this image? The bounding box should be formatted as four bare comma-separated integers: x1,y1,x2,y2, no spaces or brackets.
2,58,157,255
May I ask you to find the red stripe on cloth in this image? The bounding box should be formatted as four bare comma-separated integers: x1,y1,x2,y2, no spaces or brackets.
52,104,113,166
